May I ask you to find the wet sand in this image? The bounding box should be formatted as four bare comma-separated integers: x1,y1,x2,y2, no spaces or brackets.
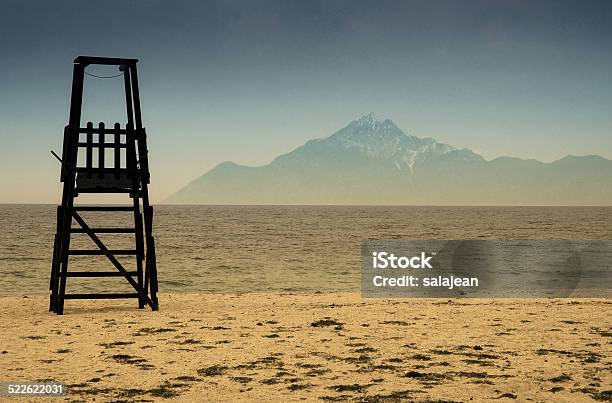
1,294,611,402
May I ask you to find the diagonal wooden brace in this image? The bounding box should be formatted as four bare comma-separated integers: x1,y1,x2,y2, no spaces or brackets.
72,211,158,310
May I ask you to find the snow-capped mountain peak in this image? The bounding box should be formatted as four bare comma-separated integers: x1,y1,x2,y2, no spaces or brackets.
347,113,402,134
353,112,384,126
318,114,468,170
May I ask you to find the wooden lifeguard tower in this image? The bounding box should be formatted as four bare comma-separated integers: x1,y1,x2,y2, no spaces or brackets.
49,56,159,315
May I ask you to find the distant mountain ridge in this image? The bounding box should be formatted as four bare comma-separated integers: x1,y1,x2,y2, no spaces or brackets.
164,114,612,205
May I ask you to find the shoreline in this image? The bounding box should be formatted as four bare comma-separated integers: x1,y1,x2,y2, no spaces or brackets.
1,293,610,401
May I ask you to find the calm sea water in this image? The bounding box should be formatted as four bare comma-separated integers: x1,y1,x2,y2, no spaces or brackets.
0,205,610,296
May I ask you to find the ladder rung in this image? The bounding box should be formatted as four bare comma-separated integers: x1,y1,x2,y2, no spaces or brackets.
64,293,140,299
69,249,138,255
66,271,138,277
76,188,134,194
74,206,135,211
70,228,136,233
75,168,133,174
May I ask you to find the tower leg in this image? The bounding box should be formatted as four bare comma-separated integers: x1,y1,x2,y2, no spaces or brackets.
50,206,67,313
144,205,158,310
49,234,59,311
134,201,145,309
56,205,73,315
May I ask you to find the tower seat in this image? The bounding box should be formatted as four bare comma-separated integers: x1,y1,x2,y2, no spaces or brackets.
75,172,134,192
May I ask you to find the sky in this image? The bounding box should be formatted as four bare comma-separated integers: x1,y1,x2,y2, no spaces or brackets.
0,0,611,203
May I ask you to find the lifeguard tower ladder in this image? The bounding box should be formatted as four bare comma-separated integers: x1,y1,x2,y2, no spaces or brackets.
49,56,159,315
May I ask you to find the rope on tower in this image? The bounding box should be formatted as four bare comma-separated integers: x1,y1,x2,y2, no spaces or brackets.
84,70,124,79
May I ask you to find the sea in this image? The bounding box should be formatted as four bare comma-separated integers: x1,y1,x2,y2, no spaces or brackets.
0,205,611,296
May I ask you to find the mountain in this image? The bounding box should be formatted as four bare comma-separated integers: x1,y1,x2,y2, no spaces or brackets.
164,113,612,205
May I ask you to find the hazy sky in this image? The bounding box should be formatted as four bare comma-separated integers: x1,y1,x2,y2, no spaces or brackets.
1,0,611,203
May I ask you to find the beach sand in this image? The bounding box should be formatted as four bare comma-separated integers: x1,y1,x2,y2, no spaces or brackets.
1,294,610,402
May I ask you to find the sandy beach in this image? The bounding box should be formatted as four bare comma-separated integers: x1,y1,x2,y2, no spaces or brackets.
1,294,610,402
